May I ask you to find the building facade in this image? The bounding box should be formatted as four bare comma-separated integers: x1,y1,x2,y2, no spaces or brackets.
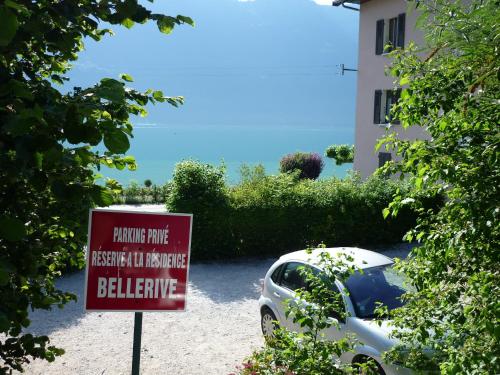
337,0,427,178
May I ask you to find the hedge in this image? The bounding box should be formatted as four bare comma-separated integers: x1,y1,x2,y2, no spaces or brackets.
113,181,172,204
167,161,440,260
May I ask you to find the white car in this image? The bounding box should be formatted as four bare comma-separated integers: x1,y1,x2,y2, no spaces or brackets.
258,247,412,375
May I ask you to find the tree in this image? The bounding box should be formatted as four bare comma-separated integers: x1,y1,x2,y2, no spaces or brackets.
237,249,373,375
378,0,499,373
279,152,324,180
325,144,354,166
0,1,193,372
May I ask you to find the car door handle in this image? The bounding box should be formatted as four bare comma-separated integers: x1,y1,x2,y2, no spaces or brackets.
273,292,281,298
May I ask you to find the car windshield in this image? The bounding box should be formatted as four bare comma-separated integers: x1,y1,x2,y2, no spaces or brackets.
344,264,413,319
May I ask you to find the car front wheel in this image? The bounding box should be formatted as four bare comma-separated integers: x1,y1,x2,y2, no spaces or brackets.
353,355,386,375
261,307,278,339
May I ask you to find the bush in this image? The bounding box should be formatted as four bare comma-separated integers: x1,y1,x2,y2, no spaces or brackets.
229,174,427,258
279,152,324,180
234,249,378,375
377,0,499,372
167,162,441,260
114,181,172,204
167,160,232,260
239,163,266,185
325,144,354,165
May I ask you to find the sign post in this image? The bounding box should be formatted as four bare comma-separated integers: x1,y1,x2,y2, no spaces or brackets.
131,312,143,375
84,209,193,374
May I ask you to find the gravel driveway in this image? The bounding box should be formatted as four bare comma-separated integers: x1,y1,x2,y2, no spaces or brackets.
20,205,414,374
23,259,273,375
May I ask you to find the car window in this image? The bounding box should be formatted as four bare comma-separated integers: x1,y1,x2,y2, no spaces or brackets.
344,264,411,319
279,263,346,318
270,264,284,283
327,282,346,320
279,262,307,291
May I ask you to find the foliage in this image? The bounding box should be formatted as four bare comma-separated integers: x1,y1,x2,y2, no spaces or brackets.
113,181,172,204
235,249,379,375
144,179,153,188
167,161,440,260
279,152,324,180
377,0,500,373
325,144,354,165
167,160,228,208
239,163,267,185
0,0,192,372
166,160,232,260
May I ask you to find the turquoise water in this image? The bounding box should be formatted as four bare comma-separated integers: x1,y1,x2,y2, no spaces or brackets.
101,123,354,186
67,0,359,187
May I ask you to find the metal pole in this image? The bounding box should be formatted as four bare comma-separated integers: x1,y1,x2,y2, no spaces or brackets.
131,312,143,375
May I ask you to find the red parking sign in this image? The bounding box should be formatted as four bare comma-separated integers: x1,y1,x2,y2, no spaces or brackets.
84,209,192,312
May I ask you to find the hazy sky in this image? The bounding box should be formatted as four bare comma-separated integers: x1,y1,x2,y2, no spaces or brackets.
67,0,359,131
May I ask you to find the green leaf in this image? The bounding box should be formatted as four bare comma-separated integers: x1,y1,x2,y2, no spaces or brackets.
122,155,136,163
157,16,175,34
415,177,423,189
103,130,130,154
5,0,30,14
0,216,26,241
34,152,43,169
83,125,103,146
96,78,125,102
0,6,18,46
121,18,134,29
382,208,390,219
399,76,410,86
401,89,410,100
177,15,195,27
120,73,134,82
64,113,87,144
91,187,114,207
153,90,164,100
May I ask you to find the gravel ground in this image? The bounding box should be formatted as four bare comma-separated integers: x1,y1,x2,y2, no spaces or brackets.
23,259,273,375
19,205,415,375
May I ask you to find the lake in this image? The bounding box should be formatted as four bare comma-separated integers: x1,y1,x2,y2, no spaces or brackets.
101,123,354,186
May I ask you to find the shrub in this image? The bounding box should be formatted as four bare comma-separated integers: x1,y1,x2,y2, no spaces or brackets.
235,249,378,375
151,183,172,204
229,174,427,258
114,182,172,204
279,152,324,180
167,163,441,260
377,0,499,372
144,179,153,187
167,160,227,209
239,163,266,185
167,160,232,260
325,144,354,165
0,0,192,370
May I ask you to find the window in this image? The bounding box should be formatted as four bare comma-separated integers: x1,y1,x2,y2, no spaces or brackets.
375,13,405,55
270,264,284,283
378,152,392,168
280,262,307,291
326,283,346,321
374,89,401,124
344,264,413,319
276,263,347,320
